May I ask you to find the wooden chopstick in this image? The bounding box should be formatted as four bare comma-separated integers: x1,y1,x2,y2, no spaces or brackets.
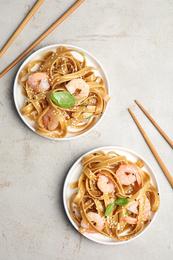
135,100,173,148
0,0,44,58
0,0,85,78
128,108,173,188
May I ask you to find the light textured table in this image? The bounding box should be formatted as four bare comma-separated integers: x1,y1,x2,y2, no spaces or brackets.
0,1,173,259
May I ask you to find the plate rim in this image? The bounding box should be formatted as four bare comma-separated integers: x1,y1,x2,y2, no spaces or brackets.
63,145,160,245
13,43,110,141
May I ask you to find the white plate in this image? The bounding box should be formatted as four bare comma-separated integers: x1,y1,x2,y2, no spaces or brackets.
63,146,160,245
13,44,110,140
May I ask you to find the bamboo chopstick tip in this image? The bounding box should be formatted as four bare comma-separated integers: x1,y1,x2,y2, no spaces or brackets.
134,99,138,104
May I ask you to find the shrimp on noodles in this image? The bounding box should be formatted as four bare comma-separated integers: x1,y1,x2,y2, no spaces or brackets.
28,72,50,93
97,174,115,193
116,164,142,186
42,108,59,131
66,79,89,104
81,212,104,233
122,198,151,224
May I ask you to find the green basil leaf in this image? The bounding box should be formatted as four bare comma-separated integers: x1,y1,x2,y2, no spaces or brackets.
105,202,115,216
87,115,92,119
81,52,85,56
115,198,130,206
51,91,77,108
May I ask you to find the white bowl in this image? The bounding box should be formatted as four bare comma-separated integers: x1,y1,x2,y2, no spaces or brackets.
63,146,160,245
13,44,110,140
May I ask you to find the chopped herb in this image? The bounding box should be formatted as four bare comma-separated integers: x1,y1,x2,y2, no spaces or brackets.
87,115,92,119
125,212,129,217
81,52,85,56
80,102,87,107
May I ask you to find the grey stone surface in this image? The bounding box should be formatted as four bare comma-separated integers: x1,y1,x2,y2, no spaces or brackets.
0,0,173,259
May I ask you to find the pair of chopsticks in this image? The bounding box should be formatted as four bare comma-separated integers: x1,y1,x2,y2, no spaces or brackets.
128,100,173,188
0,0,85,78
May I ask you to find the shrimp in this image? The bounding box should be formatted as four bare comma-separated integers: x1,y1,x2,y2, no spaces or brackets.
143,198,151,221
42,108,59,131
66,79,89,104
81,218,96,233
121,216,138,224
28,72,50,93
81,212,104,233
127,200,139,214
97,174,115,193
122,198,151,224
116,164,142,186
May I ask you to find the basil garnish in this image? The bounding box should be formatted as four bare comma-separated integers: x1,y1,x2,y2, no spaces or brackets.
115,198,130,206
105,198,130,216
51,91,81,108
105,202,114,216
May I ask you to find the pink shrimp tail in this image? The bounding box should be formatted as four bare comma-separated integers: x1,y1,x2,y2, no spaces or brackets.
136,173,142,186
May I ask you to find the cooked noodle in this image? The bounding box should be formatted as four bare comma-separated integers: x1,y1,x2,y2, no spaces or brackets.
69,150,160,241
18,46,110,139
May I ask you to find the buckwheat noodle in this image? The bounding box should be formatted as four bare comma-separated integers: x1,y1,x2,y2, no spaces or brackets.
18,46,110,138
69,151,160,241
